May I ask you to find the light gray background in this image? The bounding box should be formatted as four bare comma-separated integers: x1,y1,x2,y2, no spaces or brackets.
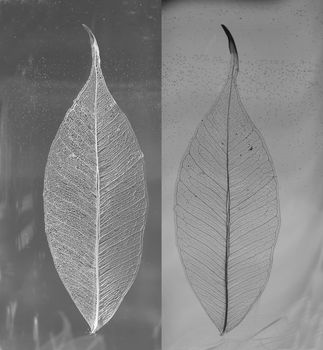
163,0,323,349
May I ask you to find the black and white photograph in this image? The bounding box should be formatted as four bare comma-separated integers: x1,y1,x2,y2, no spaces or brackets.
163,0,323,349
2,0,323,349
0,1,160,350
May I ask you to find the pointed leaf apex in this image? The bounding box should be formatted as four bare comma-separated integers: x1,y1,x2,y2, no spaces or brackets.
221,24,239,72
82,24,100,65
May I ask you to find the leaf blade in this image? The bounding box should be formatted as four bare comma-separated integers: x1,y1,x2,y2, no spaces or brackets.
43,25,148,333
175,25,280,335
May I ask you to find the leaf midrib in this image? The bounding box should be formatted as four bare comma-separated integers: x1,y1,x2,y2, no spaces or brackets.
93,56,101,333
222,67,235,335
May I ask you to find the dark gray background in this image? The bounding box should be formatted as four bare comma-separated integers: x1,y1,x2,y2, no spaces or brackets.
0,1,160,349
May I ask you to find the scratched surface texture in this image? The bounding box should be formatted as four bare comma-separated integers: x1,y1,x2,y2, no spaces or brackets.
0,1,160,350
163,0,323,349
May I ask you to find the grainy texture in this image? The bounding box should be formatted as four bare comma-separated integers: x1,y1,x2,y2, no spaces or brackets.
174,25,280,335
43,25,147,333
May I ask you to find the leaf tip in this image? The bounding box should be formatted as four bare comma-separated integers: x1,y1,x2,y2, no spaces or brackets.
82,24,100,64
82,24,94,41
221,24,239,71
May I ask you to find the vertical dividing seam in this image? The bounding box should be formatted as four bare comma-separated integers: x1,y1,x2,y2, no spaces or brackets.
93,53,100,333
222,65,234,335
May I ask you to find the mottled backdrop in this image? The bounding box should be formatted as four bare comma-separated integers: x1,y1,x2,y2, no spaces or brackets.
0,1,160,350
